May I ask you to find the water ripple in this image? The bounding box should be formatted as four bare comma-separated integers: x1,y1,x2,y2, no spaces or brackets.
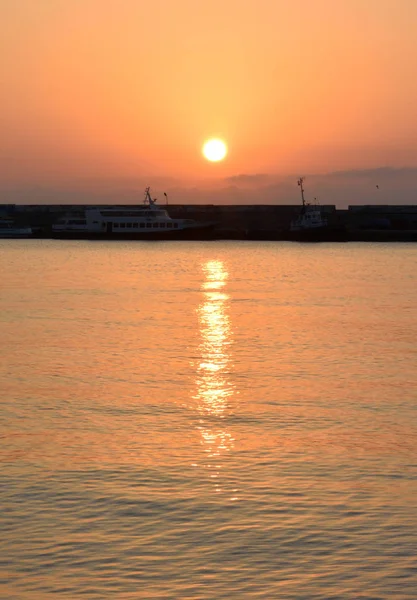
1,241,416,598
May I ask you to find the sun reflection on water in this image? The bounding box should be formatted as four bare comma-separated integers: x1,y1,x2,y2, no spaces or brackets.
194,260,236,495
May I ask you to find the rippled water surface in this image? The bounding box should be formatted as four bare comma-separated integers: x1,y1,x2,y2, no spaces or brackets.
1,240,417,599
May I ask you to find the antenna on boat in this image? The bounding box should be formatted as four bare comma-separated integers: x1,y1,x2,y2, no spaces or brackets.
144,186,156,206
298,177,306,207
164,192,168,205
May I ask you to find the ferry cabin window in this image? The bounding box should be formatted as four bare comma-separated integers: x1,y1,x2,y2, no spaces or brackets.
167,222,173,228
146,223,152,228
133,223,138,228
174,223,178,228
114,223,119,228
140,223,145,228
160,222,165,228
153,223,158,228
120,223,126,228
102,210,149,218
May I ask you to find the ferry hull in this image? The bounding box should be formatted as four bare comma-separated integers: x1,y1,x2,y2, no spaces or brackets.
0,230,33,239
51,223,218,241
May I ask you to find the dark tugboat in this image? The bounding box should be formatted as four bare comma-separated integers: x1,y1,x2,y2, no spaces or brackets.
286,177,347,242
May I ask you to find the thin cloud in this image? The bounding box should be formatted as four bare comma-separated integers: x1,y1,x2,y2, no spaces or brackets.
223,174,271,185
1,166,416,207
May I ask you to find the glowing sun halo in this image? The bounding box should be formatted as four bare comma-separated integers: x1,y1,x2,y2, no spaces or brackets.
202,138,227,162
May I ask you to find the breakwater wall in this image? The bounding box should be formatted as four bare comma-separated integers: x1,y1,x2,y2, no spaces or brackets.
2,203,417,241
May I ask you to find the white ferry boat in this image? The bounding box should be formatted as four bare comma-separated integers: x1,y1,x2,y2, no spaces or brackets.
52,188,216,240
0,219,33,238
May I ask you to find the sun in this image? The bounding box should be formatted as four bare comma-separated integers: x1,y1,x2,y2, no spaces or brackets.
202,138,227,162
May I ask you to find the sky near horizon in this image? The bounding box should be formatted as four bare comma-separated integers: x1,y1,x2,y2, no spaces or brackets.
1,0,417,203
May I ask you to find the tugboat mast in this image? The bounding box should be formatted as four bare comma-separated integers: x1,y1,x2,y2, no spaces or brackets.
298,177,306,207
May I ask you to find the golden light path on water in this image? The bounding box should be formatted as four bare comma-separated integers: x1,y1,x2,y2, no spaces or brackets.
194,260,236,496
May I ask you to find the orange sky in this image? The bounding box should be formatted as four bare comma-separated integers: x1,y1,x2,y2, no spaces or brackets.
1,0,417,202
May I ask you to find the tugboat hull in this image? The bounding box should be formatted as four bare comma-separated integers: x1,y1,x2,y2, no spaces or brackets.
284,226,349,242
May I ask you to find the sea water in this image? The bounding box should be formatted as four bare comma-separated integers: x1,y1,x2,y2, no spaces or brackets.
1,239,416,599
